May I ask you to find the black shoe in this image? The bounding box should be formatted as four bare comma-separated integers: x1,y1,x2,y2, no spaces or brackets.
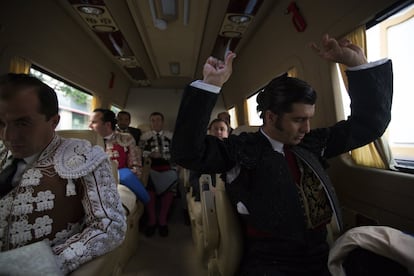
145,225,156,237
159,225,169,237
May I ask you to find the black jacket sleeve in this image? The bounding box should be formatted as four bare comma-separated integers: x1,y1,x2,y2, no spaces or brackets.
302,60,393,159
172,86,236,173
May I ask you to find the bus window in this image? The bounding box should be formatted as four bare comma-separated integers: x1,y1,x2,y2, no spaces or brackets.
246,68,296,126
337,2,414,172
228,106,238,129
366,3,414,169
111,105,121,115
30,67,93,130
246,92,261,126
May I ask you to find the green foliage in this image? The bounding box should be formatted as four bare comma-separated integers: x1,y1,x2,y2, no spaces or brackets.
60,86,88,105
30,68,89,105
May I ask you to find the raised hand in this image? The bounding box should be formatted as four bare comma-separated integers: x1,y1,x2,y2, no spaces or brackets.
310,34,367,67
203,51,237,87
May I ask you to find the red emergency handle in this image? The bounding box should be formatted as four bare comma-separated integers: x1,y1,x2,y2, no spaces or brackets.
287,2,307,32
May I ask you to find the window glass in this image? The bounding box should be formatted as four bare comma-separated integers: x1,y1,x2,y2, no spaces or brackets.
228,106,238,128
246,92,261,126
366,3,414,160
247,70,294,126
111,105,121,115
30,67,93,130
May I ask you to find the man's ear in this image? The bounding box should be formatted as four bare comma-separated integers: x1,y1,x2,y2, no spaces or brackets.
264,110,277,124
104,121,112,130
50,114,60,129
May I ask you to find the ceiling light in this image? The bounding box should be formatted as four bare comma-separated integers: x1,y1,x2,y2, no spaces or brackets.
219,13,254,38
222,31,242,38
78,6,104,15
169,62,180,75
92,25,117,32
73,4,118,32
118,56,139,68
183,0,190,25
149,0,168,30
228,15,251,24
157,0,177,21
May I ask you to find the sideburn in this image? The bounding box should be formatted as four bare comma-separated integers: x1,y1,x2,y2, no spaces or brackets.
274,116,284,132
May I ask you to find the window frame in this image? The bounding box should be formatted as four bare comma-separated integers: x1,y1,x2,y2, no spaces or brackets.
29,65,93,130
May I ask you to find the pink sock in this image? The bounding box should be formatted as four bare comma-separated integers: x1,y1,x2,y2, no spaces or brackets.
158,192,174,226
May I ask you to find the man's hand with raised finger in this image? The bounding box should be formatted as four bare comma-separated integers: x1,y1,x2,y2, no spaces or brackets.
203,52,236,87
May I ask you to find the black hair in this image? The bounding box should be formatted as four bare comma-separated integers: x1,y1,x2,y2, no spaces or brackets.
117,110,131,120
217,111,230,119
0,73,58,120
93,108,117,130
256,73,317,120
208,118,229,131
150,111,164,121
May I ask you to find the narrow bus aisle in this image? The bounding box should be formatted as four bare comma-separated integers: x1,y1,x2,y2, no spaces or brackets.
122,197,208,276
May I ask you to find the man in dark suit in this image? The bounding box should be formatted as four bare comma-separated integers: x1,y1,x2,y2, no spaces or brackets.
217,111,234,135
116,110,142,145
172,34,393,275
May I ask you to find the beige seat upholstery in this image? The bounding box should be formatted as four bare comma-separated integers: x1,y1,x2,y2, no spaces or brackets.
179,167,190,190
187,174,218,265
207,175,243,276
187,173,243,275
57,129,143,276
57,129,105,148
188,193,203,258
136,123,150,133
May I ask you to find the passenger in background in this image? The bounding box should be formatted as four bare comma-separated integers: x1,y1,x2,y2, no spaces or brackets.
217,111,234,135
172,34,393,275
189,118,229,201
89,108,149,204
209,118,230,140
116,110,142,145
0,74,126,274
140,112,176,237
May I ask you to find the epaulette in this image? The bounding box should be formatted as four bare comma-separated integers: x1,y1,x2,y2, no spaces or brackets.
54,138,108,196
115,132,134,147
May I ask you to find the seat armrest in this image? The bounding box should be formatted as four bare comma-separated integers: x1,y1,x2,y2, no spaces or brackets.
118,185,137,216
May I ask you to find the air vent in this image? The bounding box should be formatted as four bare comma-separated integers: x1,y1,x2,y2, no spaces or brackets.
211,0,264,59
68,0,148,82
72,4,118,32
219,13,254,38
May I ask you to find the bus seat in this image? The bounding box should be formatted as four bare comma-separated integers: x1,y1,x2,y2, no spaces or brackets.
328,226,414,276
140,157,152,187
232,125,260,136
207,174,243,276
69,249,121,276
56,129,105,148
179,167,191,190
200,175,219,260
188,195,203,259
187,174,219,265
137,123,150,133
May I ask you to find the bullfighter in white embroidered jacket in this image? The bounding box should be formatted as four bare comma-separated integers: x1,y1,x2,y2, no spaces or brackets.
0,73,126,274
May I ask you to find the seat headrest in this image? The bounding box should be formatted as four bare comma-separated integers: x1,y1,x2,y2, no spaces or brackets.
232,125,260,135
56,129,104,148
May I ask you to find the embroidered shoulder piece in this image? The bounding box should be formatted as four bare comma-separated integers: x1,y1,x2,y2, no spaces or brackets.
115,132,134,147
54,138,108,179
